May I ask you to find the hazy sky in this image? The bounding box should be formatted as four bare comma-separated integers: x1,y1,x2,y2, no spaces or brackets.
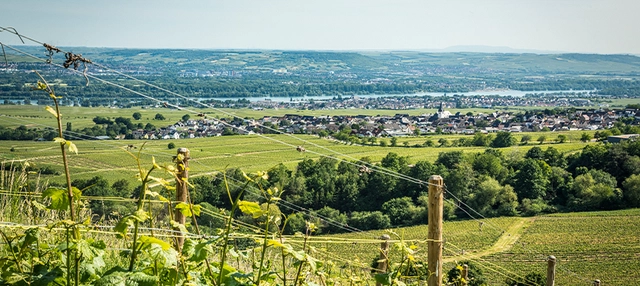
1,0,639,54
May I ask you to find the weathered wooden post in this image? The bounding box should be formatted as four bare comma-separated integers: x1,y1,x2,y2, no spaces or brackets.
376,234,391,286
593,279,601,286
174,147,190,251
462,264,469,285
546,255,556,286
428,175,444,286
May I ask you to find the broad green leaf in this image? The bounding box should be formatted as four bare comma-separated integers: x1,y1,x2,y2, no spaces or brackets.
189,241,213,262
133,209,150,222
238,200,263,218
266,239,284,248
21,228,39,250
374,273,391,285
45,106,58,118
76,239,104,260
42,187,81,211
114,215,135,238
175,202,193,217
147,243,177,268
192,204,201,216
138,235,171,251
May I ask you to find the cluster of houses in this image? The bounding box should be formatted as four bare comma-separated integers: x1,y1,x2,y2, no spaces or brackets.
239,94,597,111
123,105,640,140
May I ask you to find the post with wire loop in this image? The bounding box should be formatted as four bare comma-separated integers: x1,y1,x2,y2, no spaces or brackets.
174,147,190,252
375,234,391,286
428,175,444,286
546,255,556,286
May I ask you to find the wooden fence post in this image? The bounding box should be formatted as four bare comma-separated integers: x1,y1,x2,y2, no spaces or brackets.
428,175,444,286
174,147,190,252
462,264,469,285
376,234,391,286
546,255,556,286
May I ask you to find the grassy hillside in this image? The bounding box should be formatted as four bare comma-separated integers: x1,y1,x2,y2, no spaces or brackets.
313,209,640,285
0,132,594,185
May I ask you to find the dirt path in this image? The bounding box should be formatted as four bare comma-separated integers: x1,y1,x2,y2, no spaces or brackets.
444,217,535,263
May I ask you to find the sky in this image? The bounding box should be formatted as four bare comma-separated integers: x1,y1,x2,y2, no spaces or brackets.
1,0,639,54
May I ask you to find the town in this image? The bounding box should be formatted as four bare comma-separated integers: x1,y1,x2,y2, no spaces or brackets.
131,103,639,141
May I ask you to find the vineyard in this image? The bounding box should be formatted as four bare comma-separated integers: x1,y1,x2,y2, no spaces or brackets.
2,153,639,285
0,133,594,185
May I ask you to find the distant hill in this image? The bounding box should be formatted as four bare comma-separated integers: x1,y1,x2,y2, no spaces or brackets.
432,45,563,54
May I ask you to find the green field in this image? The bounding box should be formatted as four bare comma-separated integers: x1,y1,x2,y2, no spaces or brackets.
311,209,640,285
0,132,593,185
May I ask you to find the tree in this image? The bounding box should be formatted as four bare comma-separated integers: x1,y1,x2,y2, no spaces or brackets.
348,211,391,231
438,138,449,147
132,112,142,120
491,131,516,148
520,134,532,144
168,142,176,149
390,137,398,147
423,138,434,147
381,197,419,226
512,159,550,201
312,206,347,234
472,152,505,180
182,114,190,122
525,146,544,160
154,113,165,120
436,151,464,169
468,177,518,217
471,133,492,146
556,134,568,143
569,171,620,210
318,130,329,138
543,147,566,167
622,174,640,207
580,132,592,142
537,135,547,144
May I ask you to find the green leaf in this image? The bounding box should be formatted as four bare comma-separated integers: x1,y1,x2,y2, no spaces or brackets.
374,273,392,285
41,187,81,211
238,200,264,218
146,243,177,268
192,204,201,217
53,137,66,144
175,202,193,217
114,215,135,238
76,239,105,260
133,209,150,222
20,228,39,250
45,106,58,118
138,235,171,251
80,255,106,282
